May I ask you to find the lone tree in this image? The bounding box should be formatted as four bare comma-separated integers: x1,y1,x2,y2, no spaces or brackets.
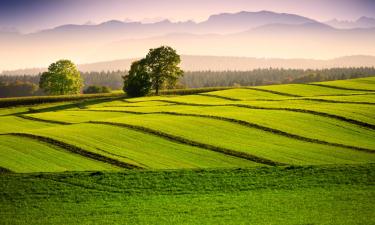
123,46,183,97
39,59,83,95
146,46,183,95
123,59,152,97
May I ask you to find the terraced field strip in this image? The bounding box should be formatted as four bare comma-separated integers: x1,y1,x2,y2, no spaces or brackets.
305,93,375,104
245,87,302,97
309,83,375,92
97,98,375,130
19,110,133,124
96,114,375,165
90,121,283,166
81,106,375,151
254,83,367,97
293,97,375,105
20,123,258,169
239,100,375,127
16,114,72,125
311,77,375,91
0,115,58,134
197,93,242,101
198,88,292,101
25,106,357,153
6,133,141,169
0,135,118,172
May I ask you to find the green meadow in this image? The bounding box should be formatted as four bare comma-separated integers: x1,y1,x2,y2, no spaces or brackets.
1,77,375,224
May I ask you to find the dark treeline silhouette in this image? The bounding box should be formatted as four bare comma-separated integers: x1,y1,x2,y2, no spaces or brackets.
181,67,375,88
0,81,42,98
0,71,125,89
1,67,375,97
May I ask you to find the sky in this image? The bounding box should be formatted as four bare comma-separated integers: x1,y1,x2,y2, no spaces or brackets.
1,0,375,33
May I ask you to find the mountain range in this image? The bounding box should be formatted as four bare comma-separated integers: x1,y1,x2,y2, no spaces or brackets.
1,10,375,72
325,16,375,29
2,55,375,75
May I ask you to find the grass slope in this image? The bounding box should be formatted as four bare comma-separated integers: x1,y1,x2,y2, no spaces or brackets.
1,77,374,172
0,116,57,134
22,123,258,169
256,83,368,96
312,77,375,91
63,103,375,150
99,114,375,165
0,164,374,225
0,135,117,172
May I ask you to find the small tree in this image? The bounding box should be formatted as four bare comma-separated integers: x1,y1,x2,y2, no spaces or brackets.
39,59,83,95
123,59,152,97
146,46,183,95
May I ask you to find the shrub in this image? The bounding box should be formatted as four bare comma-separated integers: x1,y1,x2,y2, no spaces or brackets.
84,85,112,94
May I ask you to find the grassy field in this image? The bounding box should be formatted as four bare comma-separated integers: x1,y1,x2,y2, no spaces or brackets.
312,77,375,91
1,77,375,224
0,135,118,172
1,164,374,225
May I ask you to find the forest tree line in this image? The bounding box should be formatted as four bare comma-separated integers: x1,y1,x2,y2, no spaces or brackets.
1,67,375,97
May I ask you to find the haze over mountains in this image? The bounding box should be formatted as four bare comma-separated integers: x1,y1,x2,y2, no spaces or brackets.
1,10,375,73
326,16,375,29
2,55,375,75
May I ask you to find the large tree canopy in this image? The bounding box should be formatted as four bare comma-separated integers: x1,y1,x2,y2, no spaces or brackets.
39,60,83,95
123,46,183,97
123,59,152,97
145,46,183,95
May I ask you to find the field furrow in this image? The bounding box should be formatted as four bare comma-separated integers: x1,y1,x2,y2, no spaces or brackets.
255,83,368,96
7,133,141,169
94,113,375,165
73,109,374,152
90,121,283,166
17,123,259,169
0,135,118,172
311,77,375,91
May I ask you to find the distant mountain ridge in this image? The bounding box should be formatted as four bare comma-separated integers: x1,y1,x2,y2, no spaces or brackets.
2,55,375,75
35,10,319,36
326,16,375,29
1,10,375,71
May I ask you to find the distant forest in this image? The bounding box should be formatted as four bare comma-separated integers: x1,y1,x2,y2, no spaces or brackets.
1,67,375,97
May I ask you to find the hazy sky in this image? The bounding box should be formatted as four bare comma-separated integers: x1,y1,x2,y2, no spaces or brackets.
1,0,375,33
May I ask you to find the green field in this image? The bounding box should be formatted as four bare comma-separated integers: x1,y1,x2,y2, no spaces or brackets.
1,164,374,225
1,77,375,224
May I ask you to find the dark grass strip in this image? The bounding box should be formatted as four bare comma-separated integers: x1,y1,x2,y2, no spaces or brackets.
156,86,233,95
16,114,73,125
197,93,241,101
125,99,375,130
233,104,375,130
309,83,375,92
0,93,125,108
245,87,302,97
297,98,375,105
89,121,285,166
0,166,13,173
5,133,142,170
84,109,375,153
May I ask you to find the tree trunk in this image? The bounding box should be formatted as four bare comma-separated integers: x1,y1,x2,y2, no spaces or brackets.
155,77,159,95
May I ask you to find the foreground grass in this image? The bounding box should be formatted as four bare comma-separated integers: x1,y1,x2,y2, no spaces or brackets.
1,164,374,225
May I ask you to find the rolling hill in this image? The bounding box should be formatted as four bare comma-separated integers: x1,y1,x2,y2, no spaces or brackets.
1,76,374,172
1,77,375,224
